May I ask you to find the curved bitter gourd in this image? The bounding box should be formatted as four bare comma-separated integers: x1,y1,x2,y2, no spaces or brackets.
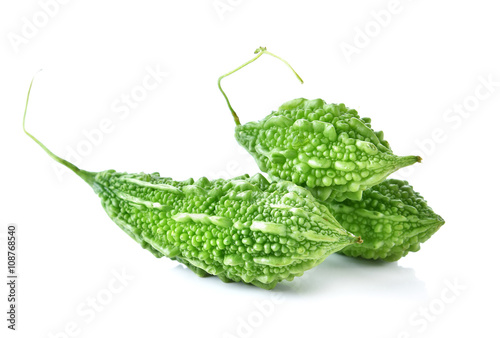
219,48,421,202
23,79,361,290
325,179,445,262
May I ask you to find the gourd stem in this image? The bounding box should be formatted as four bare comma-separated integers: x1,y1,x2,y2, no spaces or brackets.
22,75,96,185
218,47,304,126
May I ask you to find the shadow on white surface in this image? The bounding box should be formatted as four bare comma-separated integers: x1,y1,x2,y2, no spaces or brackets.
274,254,427,298
167,254,427,298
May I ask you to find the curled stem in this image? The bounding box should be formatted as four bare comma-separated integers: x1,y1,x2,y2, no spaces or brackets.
218,47,303,126
23,74,96,185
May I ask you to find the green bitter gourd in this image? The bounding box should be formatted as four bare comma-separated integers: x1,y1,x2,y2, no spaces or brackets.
219,48,421,202
325,179,444,262
23,79,361,290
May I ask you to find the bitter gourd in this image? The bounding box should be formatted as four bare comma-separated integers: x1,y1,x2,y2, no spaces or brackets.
219,48,421,202
23,79,361,290
324,179,444,262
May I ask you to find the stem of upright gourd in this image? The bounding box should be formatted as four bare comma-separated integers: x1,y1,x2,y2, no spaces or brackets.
218,47,304,126
23,75,97,185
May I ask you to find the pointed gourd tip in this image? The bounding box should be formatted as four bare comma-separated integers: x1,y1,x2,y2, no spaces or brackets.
436,214,445,226
355,236,363,244
397,155,422,169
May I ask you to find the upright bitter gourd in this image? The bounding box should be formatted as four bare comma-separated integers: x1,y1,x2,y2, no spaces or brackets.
23,79,361,289
324,179,444,262
219,48,421,202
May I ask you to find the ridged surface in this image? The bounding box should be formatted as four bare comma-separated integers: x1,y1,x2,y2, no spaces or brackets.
91,172,359,289
324,179,445,262
235,98,420,202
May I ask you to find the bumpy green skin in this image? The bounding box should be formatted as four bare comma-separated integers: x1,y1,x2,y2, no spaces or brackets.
91,172,359,289
235,98,420,202
324,179,444,262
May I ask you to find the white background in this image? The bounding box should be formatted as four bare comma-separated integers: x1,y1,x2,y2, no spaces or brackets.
1,1,499,337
